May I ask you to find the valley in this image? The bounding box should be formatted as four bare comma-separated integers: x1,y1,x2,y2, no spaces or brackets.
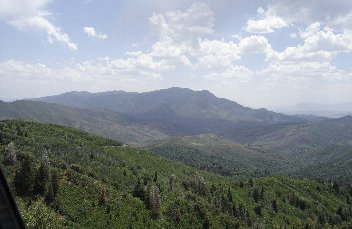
1,88,352,228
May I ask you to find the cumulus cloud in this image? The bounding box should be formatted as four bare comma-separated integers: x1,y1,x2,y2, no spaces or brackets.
83,27,108,40
267,23,352,63
146,2,256,82
265,0,352,30
245,7,287,34
149,2,214,44
248,0,352,89
0,0,77,50
238,35,272,54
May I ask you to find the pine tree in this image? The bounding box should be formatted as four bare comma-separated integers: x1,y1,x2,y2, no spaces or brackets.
227,186,233,203
149,185,160,219
133,180,145,201
14,154,34,196
333,181,340,194
34,154,50,195
153,171,158,182
239,181,244,188
45,170,59,204
253,188,259,203
260,187,265,201
249,178,253,187
272,199,278,213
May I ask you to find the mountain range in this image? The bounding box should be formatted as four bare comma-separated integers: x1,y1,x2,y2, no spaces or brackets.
1,87,352,183
33,87,304,136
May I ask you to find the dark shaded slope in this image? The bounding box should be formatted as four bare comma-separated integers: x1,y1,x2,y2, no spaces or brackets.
0,100,167,143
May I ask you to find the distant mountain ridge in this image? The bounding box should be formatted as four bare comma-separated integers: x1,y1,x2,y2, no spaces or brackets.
2,89,352,183
33,87,304,136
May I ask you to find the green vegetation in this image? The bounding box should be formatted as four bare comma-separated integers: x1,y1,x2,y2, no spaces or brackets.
1,120,352,228
143,134,292,178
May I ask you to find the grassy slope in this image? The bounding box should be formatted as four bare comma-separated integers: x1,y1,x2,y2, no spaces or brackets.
1,120,352,228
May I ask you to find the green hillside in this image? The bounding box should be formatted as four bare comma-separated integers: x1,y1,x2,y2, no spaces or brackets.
1,120,352,228
144,117,352,184
142,134,292,178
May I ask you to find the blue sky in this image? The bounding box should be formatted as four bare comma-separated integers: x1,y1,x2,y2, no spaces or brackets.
1,0,352,108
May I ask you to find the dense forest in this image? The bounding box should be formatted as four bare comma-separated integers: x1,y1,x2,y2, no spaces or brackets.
1,120,352,228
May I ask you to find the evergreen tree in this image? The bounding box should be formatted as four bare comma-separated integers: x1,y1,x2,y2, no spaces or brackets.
133,180,145,201
272,199,278,213
249,178,253,187
253,188,259,203
260,187,265,201
45,170,59,204
239,181,244,188
34,154,50,195
333,181,340,194
14,154,34,196
153,171,158,182
227,186,233,203
149,185,160,219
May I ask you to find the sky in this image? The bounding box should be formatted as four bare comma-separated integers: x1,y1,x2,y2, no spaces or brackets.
1,0,352,108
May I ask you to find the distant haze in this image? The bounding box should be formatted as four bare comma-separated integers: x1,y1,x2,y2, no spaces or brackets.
271,103,352,118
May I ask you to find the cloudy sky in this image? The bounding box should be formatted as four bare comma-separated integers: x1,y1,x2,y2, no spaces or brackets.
1,0,352,108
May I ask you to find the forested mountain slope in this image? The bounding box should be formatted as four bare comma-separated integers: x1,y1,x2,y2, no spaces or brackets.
1,120,352,228
0,100,167,143
145,116,352,184
34,88,304,136
143,134,292,178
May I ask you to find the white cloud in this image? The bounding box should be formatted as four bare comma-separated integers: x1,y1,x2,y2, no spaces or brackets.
265,0,352,31
262,61,350,81
268,23,352,63
238,35,271,54
0,0,77,50
245,7,287,34
83,26,108,40
0,58,165,85
0,0,49,18
146,2,256,82
205,65,253,82
149,2,214,45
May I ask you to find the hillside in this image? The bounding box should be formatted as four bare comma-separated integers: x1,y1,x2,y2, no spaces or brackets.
142,134,292,178
1,120,352,228
144,116,352,184
252,116,352,160
34,88,304,136
0,100,167,143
